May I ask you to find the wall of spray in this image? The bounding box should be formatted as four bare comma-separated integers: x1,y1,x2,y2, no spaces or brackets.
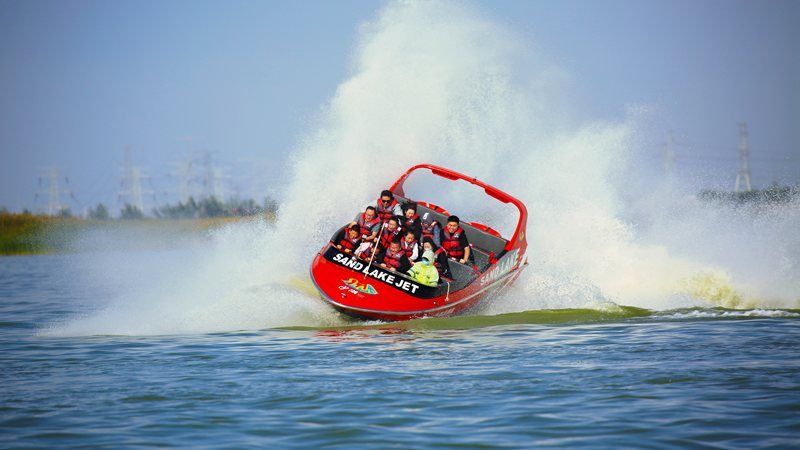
47,0,798,336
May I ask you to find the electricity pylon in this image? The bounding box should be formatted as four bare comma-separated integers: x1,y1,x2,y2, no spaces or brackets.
734,123,752,192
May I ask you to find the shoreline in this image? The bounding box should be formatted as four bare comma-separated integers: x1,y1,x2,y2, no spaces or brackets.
0,213,275,256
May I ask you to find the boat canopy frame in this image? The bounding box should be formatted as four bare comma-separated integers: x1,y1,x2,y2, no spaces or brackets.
388,164,528,252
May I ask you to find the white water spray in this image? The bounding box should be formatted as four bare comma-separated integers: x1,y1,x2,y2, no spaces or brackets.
48,0,798,336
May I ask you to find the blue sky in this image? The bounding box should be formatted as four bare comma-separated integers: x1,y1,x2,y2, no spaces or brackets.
1,0,798,213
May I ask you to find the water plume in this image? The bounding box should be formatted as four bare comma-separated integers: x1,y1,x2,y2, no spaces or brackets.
47,0,798,336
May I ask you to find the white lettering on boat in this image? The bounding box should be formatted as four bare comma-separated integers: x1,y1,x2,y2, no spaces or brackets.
329,250,424,295
479,249,519,286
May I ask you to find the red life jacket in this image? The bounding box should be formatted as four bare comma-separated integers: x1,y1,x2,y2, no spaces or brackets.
421,219,439,240
383,248,405,269
401,239,418,259
357,213,381,238
337,232,360,252
379,227,400,249
441,226,466,259
376,198,399,222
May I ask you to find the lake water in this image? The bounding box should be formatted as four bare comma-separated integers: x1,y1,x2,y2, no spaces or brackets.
1,254,798,448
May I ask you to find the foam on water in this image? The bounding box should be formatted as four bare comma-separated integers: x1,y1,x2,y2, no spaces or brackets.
46,0,799,336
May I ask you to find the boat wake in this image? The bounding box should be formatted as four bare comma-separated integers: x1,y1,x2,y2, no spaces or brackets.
44,0,799,337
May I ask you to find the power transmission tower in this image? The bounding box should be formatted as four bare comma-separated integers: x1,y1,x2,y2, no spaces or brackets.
199,150,227,200
118,146,152,213
663,130,676,177
734,123,752,192
35,168,75,215
175,137,195,203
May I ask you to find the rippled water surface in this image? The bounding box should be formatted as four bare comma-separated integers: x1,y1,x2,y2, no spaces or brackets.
1,254,799,449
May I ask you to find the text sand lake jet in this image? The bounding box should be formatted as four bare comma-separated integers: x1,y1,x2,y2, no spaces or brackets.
310,164,528,321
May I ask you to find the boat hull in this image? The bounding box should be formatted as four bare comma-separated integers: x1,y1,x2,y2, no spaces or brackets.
310,244,525,321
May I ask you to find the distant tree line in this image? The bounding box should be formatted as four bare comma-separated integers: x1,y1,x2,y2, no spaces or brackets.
698,184,798,205
151,196,278,219
81,195,279,220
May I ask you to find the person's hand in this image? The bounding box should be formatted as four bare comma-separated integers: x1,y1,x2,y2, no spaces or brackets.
459,258,466,264
387,267,395,272
344,249,351,254
336,245,342,250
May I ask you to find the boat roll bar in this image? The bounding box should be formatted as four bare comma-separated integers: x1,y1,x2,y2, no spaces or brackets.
388,164,528,251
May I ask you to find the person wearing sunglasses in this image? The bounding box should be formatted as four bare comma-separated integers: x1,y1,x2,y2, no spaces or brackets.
375,189,403,223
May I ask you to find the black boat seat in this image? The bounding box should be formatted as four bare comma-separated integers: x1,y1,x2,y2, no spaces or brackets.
472,248,491,271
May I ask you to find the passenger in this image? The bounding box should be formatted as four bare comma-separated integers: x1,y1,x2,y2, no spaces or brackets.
422,236,451,279
420,212,442,247
401,229,419,262
377,238,412,273
378,216,402,250
401,203,422,239
442,215,473,265
375,189,403,223
350,206,381,243
332,224,362,254
351,206,381,258
407,250,439,287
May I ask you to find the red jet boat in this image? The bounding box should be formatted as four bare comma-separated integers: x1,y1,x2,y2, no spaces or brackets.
310,164,528,321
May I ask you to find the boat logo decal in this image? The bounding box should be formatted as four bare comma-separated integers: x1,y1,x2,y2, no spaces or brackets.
341,278,378,295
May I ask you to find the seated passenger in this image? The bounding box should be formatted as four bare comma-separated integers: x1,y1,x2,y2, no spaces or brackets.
422,236,451,279
401,230,419,262
350,206,381,243
375,189,403,223
332,224,362,254
407,250,439,287
401,203,422,239
351,206,381,258
442,215,473,265
378,216,402,250
420,212,442,247
377,238,412,273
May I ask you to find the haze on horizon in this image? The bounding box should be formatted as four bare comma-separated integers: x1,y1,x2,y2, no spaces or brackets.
0,0,798,214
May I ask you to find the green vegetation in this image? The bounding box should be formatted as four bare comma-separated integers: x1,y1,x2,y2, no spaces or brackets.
0,212,82,255
0,209,275,256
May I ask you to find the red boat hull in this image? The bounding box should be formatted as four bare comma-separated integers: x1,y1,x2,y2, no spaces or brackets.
309,164,529,322
310,244,525,321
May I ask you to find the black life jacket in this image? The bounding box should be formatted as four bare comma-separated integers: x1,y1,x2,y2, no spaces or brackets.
357,213,381,238
376,198,399,222
421,219,440,240
379,227,400,249
432,247,447,270
441,226,465,259
337,232,360,251
401,239,418,259
383,248,405,269
403,213,420,230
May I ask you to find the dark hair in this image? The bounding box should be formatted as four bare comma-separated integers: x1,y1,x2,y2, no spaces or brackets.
404,203,417,212
348,224,360,232
365,206,377,213
388,216,400,226
380,190,393,199
390,237,402,246
404,229,416,237
422,236,439,250
447,215,460,224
